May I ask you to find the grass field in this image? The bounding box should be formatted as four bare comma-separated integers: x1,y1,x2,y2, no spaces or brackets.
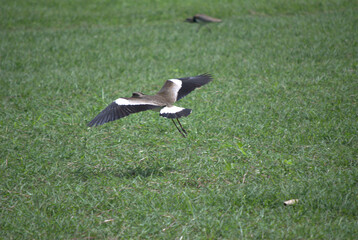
1,0,357,239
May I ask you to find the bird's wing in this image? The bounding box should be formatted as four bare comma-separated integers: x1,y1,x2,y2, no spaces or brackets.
176,73,213,101
87,98,159,127
157,73,213,103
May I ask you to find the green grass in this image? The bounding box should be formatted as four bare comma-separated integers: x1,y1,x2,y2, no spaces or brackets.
1,0,357,239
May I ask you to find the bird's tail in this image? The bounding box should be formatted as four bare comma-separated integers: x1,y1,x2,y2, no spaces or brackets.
159,106,192,119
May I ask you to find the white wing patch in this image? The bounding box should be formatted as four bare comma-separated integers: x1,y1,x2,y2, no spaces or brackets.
169,79,182,92
114,98,157,106
168,79,182,101
169,79,182,88
114,98,130,105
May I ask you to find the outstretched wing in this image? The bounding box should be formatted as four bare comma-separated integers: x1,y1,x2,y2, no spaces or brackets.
176,73,213,101
157,73,213,103
87,98,158,127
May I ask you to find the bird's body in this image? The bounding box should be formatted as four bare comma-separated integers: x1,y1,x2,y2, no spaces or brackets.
185,14,222,32
185,14,222,24
88,73,213,137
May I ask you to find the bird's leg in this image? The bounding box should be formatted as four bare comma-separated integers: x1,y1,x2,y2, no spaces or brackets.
171,119,186,138
176,118,187,135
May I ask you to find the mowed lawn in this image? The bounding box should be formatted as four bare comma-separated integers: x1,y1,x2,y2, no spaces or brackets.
1,0,357,239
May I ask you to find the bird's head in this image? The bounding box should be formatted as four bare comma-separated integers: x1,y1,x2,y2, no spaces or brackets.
185,17,195,23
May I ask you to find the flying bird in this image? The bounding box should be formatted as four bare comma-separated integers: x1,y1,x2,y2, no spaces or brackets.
185,14,222,24
185,14,222,32
87,73,213,137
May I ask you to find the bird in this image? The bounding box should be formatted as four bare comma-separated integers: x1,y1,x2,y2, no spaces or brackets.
185,14,222,32
87,73,213,138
